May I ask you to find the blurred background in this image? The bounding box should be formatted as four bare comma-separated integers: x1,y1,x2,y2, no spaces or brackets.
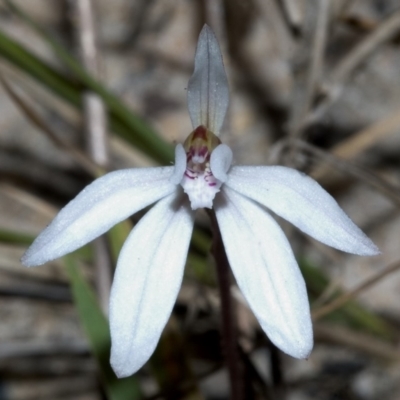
1,0,400,399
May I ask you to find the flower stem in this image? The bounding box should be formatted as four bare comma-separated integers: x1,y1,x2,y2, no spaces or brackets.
209,211,244,400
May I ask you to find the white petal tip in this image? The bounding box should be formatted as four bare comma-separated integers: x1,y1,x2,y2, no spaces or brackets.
361,242,381,256
272,332,313,360
362,249,381,257
290,344,313,360
21,251,45,267
110,345,146,378
111,361,135,379
346,237,381,256
21,238,66,267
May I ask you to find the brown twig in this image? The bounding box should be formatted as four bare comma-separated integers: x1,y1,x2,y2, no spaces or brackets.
75,0,108,166
0,339,89,358
335,0,357,19
312,260,400,320
308,8,400,124
288,0,331,147
74,0,111,315
115,0,156,50
204,0,225,42
280,0,304,32
314,323,400,361
330,108,400,160
0,281,71,302
0,75,101,177
256,0,294,59
293,140,400,208
308,107,400,181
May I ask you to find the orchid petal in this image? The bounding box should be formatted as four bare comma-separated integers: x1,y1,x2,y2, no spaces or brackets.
187,25,229,134
22,167,177,267
169,144,187,184
215,188,313,358
210,144,233,182
110,192,194,377
226,166,379,256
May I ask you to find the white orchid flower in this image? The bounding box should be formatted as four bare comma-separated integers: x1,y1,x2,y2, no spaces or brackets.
22,25,379,378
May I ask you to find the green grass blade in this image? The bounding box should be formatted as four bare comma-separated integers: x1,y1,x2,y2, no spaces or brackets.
64,256,142,400
107,220,132,264
0,26,173,163
3,0,174,163
0,228,35,245
0,29,82,105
